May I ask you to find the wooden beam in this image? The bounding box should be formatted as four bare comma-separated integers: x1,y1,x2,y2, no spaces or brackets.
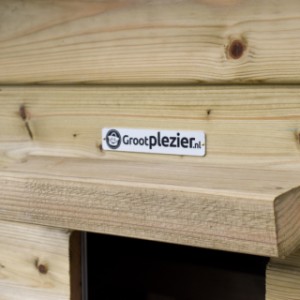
266,248,300,300
1,1,300,84
0,220,71,300
0,155,300,257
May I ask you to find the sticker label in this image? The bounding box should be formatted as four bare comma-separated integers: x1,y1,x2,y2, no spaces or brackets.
102,128,206,157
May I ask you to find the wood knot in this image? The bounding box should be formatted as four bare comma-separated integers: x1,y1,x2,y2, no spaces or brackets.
228,40,246,59
19,104,34,139
19,104,27,121
38,264,48,274
35,259,48,274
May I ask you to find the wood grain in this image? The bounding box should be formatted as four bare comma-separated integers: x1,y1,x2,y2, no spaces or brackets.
0,86,299,167
2,0,300,84
0,85,299,257
266,248,300,300
0,154,299,257
0,220,71,300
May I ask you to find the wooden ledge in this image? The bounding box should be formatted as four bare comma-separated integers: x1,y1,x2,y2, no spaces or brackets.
0,155,299,257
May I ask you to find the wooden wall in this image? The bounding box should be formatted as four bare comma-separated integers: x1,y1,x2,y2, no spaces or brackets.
1,1,300,299
0,220,71,300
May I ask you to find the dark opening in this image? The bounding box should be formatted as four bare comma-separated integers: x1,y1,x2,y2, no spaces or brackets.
82,233,268,300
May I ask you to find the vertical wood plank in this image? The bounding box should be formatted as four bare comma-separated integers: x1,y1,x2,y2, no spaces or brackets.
0,220,71,300
266,248,300,300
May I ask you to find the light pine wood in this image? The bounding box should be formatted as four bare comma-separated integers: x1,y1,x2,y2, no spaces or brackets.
0,86,299,257
0,155,300,257
0,220,71,300
266,248,300,300
2,1,300,84
274,191,300,260
0,86,300,166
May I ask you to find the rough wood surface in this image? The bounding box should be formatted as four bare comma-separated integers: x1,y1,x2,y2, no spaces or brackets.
0,85,299,257
266,248,300,300
0,220,71,300
2,0,300,84
0,154,299,257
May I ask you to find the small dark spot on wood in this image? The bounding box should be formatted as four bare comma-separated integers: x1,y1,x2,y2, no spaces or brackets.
207,109,211,116
0,263,5,268
99,144,103,151
19,104,33,139
73,133,77,138
294,131,300,146
228,40,245,59
35,259,48,274
38,264,48,274
19,104,27,120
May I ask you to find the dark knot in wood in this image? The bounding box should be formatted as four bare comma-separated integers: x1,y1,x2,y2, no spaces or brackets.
228,40,245,59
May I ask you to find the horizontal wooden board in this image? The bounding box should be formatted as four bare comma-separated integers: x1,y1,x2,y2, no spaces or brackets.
0,220,71,300
2,0,300,84
0,86,300,166
0,86,299,257
0,155,300,257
